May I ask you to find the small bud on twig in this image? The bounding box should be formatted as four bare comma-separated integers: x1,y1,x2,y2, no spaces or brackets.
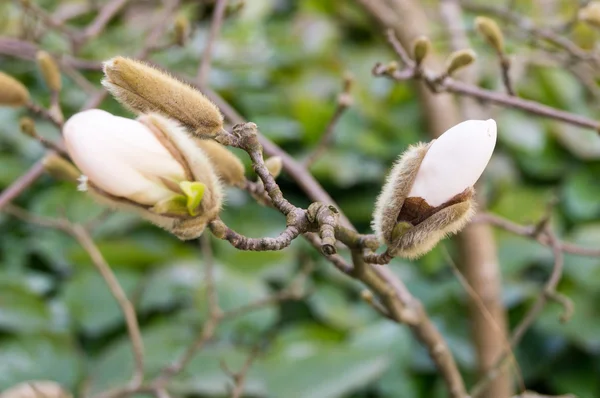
265,156,283,178
445,49,476,76
475,16,505,54
102,57,224,137
36,51,62,92
579,2,600,28
42,153,80,183
174,15,190,46
0,71,30,107
19,117,37,138
412,36,431,66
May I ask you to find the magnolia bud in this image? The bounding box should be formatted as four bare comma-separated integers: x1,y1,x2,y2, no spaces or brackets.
412,36,431,66
445,49,476,76
42,153,80,182
579,2,600,28
63,109,223,240
372,119,496,259
475,16,505,54
102,57,224,137
0,71,30,107
195,139,245,186
265,156,283,178
19,117,37,138
36,51,62,92
174,15,190,46
0,381,72,398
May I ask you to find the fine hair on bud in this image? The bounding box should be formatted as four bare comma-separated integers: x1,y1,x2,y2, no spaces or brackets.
19,117,37,138
412,36,431,66
194,138,246,186
0,71,30,107
42,153,81,182
0,381,72,398
265,156,283,178
475,16,504,54
579,2,600,28
372,142,430,245
138,113,223,221
445,49,476,76
102,57,224,136
36,51,62,92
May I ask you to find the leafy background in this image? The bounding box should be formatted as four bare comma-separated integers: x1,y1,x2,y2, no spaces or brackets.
1,0,600,397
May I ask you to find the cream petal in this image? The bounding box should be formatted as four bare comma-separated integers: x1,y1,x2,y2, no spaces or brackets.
408,119,497,206
63,109,185,205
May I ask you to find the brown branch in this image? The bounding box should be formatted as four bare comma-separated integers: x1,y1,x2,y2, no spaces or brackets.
197,0,228,85
475,213,600,257
77,0,130,49
303,73,353,167
373,31,600,133
460,1,600,68
470,228,569,398
72,225,145,388
4,206,145,392
209,218,303,251
0,160,45,210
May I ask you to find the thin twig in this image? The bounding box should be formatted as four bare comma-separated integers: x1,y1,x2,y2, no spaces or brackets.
197,0,228,85
474,213,600,257
304,73,353,167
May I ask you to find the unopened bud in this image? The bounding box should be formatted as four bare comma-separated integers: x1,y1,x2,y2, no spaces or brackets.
445,49,476,76
42,153,80,182
372,119,496,259
195,139,245,186
475,16,505,53
361,289,374,302
579,2,600,28
412,36,431,66
36,51,62,92
265,156,283,178
19,117,37,138
0,381,72,398
174,15,190,46
102,57,224,137
0,71,30,107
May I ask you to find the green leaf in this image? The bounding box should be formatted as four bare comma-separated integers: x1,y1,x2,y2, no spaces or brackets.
61,269,141,336
0,333,81,390
0,280,52,332
562,168,600,221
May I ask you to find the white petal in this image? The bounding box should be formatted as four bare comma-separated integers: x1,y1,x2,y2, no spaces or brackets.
63,109,186,205
408,119,496,206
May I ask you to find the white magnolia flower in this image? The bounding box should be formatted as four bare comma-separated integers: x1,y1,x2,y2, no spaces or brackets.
372,119,497,259
62,109,223,240
64,109,187,205
408,119,497,206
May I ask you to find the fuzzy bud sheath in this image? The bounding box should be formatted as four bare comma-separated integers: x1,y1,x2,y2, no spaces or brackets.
0,381,72,398
102,57,224,137
194,139,246,186
372,119,497,259
0,71,29,107
63,109,223,240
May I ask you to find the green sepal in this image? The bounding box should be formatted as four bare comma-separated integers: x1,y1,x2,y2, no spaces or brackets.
391,221,413,242
179,181,206,216
150,195,189,216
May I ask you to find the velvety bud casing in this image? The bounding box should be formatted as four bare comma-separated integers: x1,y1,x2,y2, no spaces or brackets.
372,119,497,258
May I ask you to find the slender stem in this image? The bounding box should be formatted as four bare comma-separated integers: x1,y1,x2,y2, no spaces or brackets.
197,0,228,85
